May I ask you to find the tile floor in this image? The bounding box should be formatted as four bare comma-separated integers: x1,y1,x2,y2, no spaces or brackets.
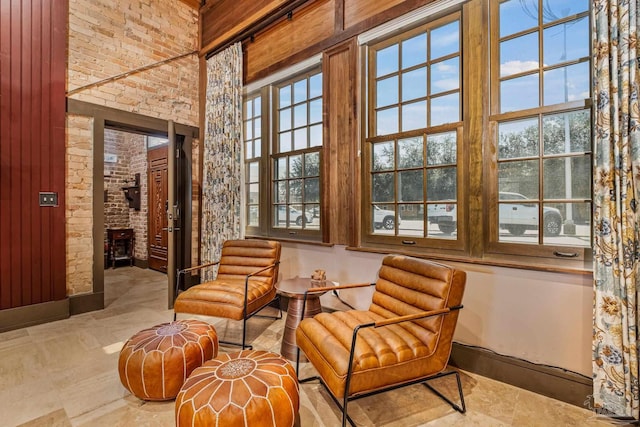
0,267,621,426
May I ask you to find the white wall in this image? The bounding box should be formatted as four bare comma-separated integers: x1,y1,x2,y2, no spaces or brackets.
280,242,593,377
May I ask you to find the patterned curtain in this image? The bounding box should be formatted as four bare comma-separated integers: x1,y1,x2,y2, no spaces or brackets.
200,43,243,280
592,0,640,420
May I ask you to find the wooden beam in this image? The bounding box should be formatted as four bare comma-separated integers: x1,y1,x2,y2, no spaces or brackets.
179,0,201,10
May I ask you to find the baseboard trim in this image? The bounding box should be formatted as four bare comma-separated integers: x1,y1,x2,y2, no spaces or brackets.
69,291,104,315
0,299,69,332
449,342,592,409
134,258,149,269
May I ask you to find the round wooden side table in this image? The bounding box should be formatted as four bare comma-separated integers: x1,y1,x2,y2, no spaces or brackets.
276,277,336,362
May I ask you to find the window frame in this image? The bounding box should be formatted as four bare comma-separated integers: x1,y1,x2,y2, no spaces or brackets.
361,12,467,255
485,0,592,263
243,66,324,242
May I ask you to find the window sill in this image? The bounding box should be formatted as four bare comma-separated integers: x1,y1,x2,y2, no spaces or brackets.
345,245,593,276
245,234,334,247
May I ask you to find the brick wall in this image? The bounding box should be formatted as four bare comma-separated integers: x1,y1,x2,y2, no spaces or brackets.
66,0,199,296
103,129,149,262
126,133,148,261
68,0,199,127
66,115,94,295
104,129,129,233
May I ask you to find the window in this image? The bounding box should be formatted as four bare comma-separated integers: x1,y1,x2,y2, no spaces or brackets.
243,68,323,240
361,1,592,268
488,0,591,258
363,14,464,252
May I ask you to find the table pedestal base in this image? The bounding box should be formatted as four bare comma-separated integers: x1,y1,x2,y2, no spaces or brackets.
281,296,321,362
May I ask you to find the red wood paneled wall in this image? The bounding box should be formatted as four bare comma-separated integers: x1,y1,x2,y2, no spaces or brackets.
0,0,68,309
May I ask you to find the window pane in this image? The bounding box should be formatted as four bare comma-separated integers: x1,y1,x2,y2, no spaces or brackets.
254,138,261,157
402,100,427,131
305,152,320,176
372,141,394,171
427,202,457,238
402,32,427,69
431,57,459,94
305,178,320,203
289,155,302,178
501,73,539,112
542,202,590,246
398,137,424,168
498,118,539,159
543,18,589,66
293,79,307,103
309,99,322,123
427,167,456,201
245,100,254,119
245,141,253,159
499,0,538,38
309,73,322,98
279,132,291,153
280,108,292,131
543,155,591,199
280,85,291,107
372,173,394,202
248,183,259,203
498,161,540,199
543,62,590,105
430,20,459,60
309,124,322,147
276,158,287,179
377,44,399,77
541,0,588,24
245,121,253,140
498,200,539,242
377,76,399,108
290,180,303,203
372,204,397,233
402,67,427,102
254,97,261,115
398,170,424,202
500,32,539,77
543,110,591,154
377,107,399,135
430,93,459,126
253,118,261,138
294,128,307,150
399,204,424,237
294,104,307,128
275,182,287,203
427,132,457,165
248,205,259,226
249,162,259,182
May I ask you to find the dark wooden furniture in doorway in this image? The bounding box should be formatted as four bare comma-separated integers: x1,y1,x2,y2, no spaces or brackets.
107,228,134,268
148,146,168,272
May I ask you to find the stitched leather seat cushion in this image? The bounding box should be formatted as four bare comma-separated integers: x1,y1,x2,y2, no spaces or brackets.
175,350,299,427
118,320,218,401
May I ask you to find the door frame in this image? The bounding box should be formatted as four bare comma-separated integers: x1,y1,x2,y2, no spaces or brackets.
67,99,198,314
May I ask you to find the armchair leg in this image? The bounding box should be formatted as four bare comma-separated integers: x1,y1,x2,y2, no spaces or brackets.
422,370,466,413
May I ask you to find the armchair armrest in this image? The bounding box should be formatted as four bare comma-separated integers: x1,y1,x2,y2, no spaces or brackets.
245,261,280,279
304,282,375,295
372,305,463,328
175,260,221,295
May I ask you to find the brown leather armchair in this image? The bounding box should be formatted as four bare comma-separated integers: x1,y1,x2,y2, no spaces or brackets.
295,255,466,426
173,239,281,349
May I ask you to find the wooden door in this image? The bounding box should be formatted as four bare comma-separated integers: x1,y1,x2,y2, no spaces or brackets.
148,146,168,272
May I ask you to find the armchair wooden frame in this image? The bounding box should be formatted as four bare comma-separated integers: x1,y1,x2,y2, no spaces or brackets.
296,282,466,427
173,251,282,350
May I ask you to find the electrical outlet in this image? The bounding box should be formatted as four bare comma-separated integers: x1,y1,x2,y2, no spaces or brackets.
39,192,58,207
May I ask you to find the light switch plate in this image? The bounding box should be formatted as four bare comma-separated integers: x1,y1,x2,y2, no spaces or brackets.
39,192,58,207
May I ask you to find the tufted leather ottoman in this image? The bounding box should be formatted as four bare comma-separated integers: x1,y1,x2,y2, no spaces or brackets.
175,350,299,427
118,319,218,401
